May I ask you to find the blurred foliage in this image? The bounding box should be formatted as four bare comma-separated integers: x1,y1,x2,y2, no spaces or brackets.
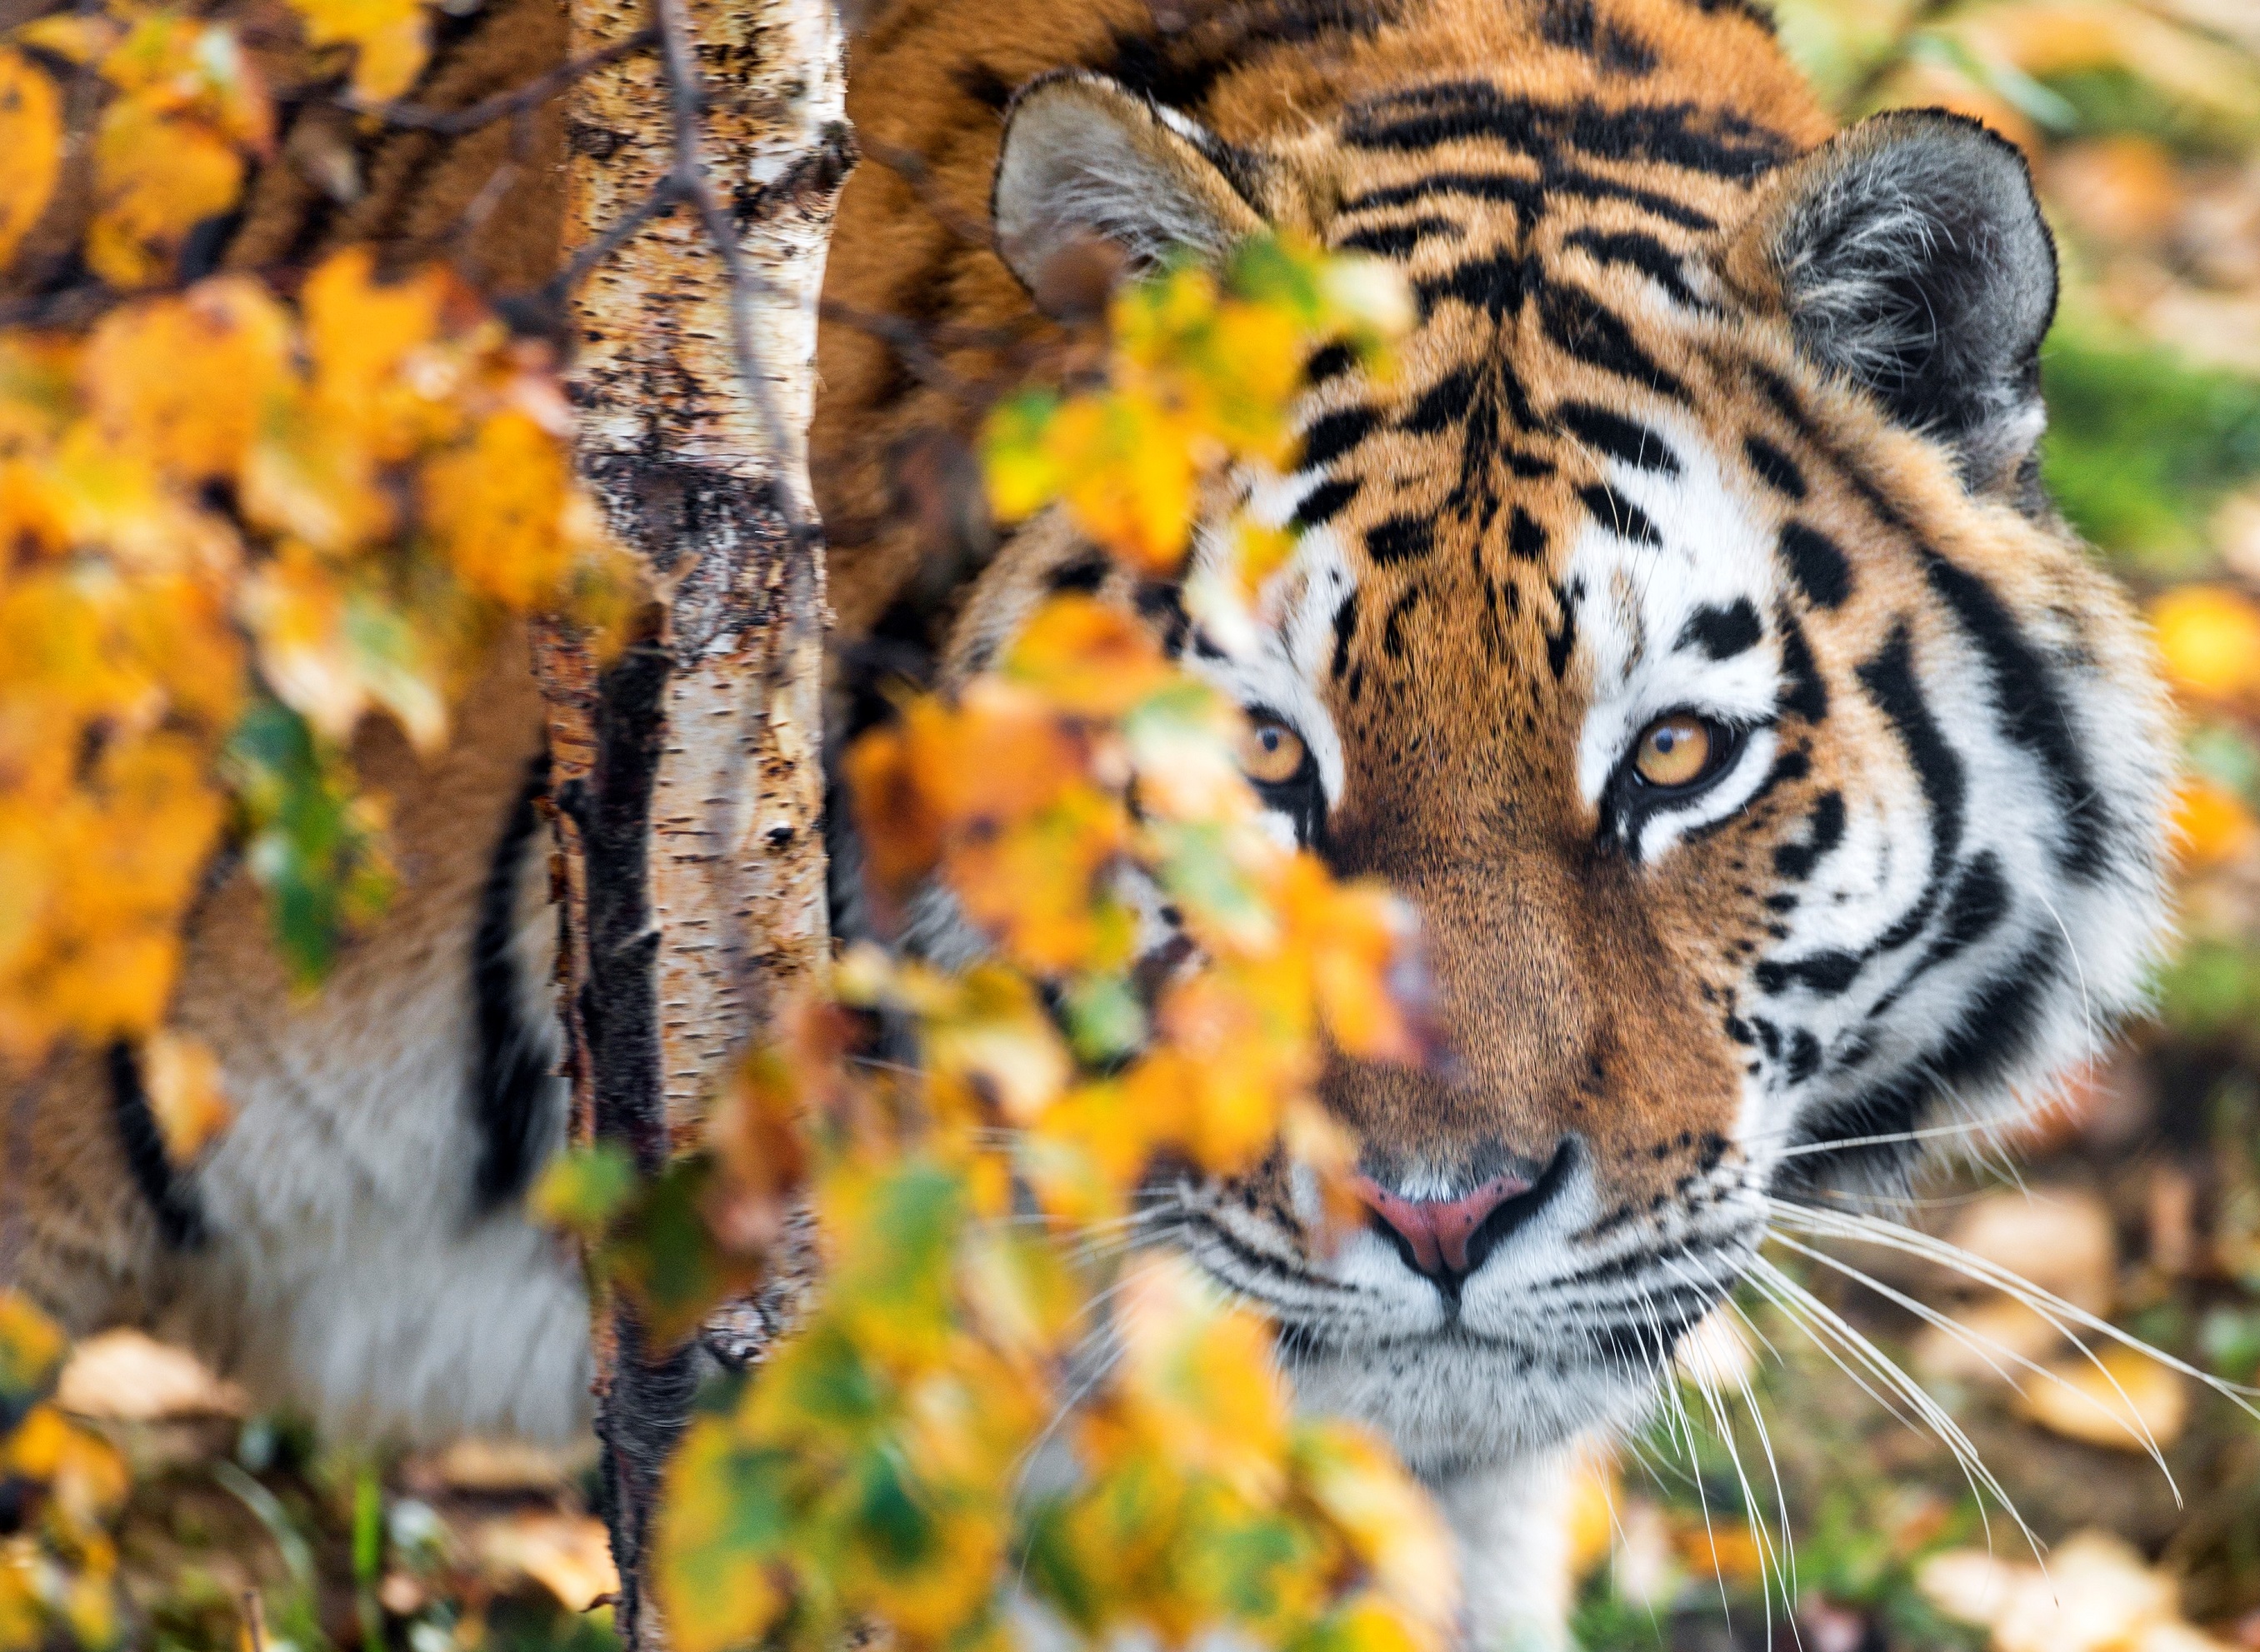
0,3,633,1066
542,237,1461,1652
6,0,2260,1650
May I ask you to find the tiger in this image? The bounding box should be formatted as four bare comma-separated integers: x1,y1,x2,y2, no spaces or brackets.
9,0,2177,1643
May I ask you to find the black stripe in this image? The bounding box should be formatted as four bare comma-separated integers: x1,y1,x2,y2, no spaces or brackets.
1780,929,2062,1192
1342,82,1793,180
1304,342,1357,385
1045,551,1111,594
1093,0,1396,112
1770,790,1844,881
1135,580,1191,655
1540,283,1690,402
1868,851,2012,1018
1339,166,1720,234
1329,591,1359,677
1562,227,1702,308
1416,250,1533,319
1556,401,1679,472
1677,597,1761,659
1332,217,1463,257
1547,578,1582,677
1775,606,1828,723
1341,171,1544,220
1577,483,1662,547
1365,515,1434,564
473,752,558,1210
1857,623,1966,950
1508,507,1548,561
1778,522,1852,609
1291,477,1360,529
1742,433,1807,499
1917,549,2113,881
1753,947,1861,998
1297,406,1380,471
1401,367,1478,434
108,1041,208,1250
1380,585,1423,657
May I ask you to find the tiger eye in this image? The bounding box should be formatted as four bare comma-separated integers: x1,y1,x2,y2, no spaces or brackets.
1237,718,1308,786
1633,714,1712,788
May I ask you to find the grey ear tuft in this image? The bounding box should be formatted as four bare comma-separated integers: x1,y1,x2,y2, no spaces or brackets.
1734,111,2058,491
991,71,1266,311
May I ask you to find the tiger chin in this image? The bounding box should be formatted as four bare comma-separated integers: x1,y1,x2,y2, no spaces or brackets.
12,2,2175,1649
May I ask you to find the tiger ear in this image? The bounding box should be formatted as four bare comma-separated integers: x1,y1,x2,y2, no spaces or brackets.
991,71,1267,312
1728,111,2058,494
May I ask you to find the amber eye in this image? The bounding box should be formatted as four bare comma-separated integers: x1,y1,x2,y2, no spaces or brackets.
1632,713,1717,789
1237,717,1309,786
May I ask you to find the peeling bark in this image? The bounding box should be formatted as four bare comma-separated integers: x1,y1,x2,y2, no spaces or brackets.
537,0,850,1642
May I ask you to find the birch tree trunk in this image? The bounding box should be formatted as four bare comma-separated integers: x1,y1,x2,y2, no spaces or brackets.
538,2,852,1642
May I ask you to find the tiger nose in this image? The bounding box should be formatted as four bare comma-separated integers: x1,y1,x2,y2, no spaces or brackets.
1351,1170,1533,1280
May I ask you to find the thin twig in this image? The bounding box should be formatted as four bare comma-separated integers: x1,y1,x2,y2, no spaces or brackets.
242,1592,268,1652
338,27,658,135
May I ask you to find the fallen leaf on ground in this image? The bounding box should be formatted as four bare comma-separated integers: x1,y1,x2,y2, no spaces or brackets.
1941,1187,2118,1313
54,1329,248,1421
1922,1529,2232,1652
473,1510,619,1610
2016,1345,2189,1450
1912,1296,2071,1383
414,1435,597,1494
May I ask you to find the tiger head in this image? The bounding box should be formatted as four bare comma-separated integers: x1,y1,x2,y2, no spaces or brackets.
887,2,2176,1492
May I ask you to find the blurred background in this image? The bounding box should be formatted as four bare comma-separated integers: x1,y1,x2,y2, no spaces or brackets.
41,1,2260,1647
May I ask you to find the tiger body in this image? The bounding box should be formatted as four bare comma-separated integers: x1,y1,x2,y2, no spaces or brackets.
11,0,2176,1643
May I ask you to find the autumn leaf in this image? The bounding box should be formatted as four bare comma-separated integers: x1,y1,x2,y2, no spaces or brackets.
289,0,431,102
2151,584,2260,703
0,51,61,271
142,1030,233,1163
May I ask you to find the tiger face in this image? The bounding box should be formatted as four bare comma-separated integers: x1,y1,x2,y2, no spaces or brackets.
831,0,2175,1521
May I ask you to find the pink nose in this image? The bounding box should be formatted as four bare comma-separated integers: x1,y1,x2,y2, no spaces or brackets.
1352,1172,1532,1278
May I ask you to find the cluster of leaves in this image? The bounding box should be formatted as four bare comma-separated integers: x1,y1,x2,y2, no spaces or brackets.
0,2,627,1061
0,2,624,1638
541,238,1458,1652
0,1295,128,1650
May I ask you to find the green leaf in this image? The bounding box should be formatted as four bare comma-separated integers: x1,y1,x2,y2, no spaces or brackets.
529,1143,640,1238
223,693,394,986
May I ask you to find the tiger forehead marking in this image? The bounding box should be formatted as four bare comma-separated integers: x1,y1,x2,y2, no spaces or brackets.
826,0,2174,1621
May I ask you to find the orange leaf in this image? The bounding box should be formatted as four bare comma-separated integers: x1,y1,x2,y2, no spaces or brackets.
0,51,61,271
83,278,289,484
142,1031,234,1163
2151,585,2260,703
424,410,580,606
2172,775,2258,869
288,0,430,101
88,97,245,289
1004,595,1175,718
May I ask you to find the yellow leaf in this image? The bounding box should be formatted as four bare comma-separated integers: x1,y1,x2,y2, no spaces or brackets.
0,1291,69,1403
54,1329,247,1422
289,0,430,101
2150,584,2260,703
473,1511,621,1612
142,1031,234,1162
88,96,245,289
2015,1345,2188,1451
2172,775,2258,869
423,410,578,607
83,278,290,484
652,1418,784,1652
1003,595,1175,719
0,51,61,271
